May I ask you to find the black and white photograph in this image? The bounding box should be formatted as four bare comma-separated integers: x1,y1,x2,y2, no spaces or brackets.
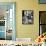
16,44,21,46
22,10,33,24
22,44,28,46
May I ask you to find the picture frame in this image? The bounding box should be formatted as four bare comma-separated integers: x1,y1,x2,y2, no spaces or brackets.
0,2,16,40
39,11,46,35
22,10,33,24
39,0,46,4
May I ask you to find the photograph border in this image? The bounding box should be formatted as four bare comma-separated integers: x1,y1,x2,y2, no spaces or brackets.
22,10,33,25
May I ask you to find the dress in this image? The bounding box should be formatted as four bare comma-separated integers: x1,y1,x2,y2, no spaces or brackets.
42,42,46,46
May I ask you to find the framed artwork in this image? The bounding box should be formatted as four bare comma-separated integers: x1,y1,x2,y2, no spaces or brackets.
0,2,16,40
22,44,28,46
39,11,46,35
22,10,33,24
16,44,21,46
39,0,46,4
0,44,1,46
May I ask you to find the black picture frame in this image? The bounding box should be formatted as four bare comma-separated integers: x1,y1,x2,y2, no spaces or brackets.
22,10,33,24
39,11,46,35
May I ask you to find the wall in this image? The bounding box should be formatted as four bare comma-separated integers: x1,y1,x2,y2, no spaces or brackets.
0,0,46,41
16,0,39,40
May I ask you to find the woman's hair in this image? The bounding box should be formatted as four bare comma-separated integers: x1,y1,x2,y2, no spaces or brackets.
40,34,44,38
43,39,46,42
43,33,46,36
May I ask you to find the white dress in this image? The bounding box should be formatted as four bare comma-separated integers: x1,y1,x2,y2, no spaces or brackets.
42,42,46,46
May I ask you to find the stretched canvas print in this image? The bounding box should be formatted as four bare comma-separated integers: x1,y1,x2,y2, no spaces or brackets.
22,10,33,24
0,2,16,40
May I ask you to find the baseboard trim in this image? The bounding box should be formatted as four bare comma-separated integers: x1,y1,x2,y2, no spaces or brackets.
16,38,32,42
